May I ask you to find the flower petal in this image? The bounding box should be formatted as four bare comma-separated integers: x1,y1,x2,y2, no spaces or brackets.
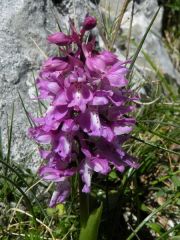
49,179,71,207
80,161,92,193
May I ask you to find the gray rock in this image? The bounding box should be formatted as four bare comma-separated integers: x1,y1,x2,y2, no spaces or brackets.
0,0,52,170
100,0,180,84
0,0,95,170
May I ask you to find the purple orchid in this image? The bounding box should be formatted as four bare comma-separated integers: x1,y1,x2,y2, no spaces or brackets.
28,16,139,207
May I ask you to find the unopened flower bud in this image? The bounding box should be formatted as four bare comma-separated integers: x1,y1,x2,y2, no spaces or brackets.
83,16,97,31
47,32,73,46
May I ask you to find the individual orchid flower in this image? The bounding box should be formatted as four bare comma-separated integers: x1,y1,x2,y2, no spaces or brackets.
66,83,93,112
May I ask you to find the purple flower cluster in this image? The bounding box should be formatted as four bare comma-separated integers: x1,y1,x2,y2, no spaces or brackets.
29,16,139,207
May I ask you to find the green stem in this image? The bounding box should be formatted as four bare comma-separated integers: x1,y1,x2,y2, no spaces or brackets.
79,176,89,227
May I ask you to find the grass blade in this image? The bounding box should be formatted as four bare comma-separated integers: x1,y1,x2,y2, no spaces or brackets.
141,49,176,98
110,0,129,50
32,71,43,116
128,7,160,76
131,136,180,156
0,127,3,160
0,159,49,222
8,208,55,240
137,123,180,145
157,224,180,240
50,5,62,33
30,37,48,59
127,195,178,240
6,104,14,166
0,174,37,224
18,91,33,127
126,0,135,59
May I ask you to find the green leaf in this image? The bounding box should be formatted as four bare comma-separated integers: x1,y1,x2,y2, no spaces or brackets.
172,176,180,188
79,203,103,240
109,170,118,180
140,203,150,213
56,203,65,216
147,223,164,235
